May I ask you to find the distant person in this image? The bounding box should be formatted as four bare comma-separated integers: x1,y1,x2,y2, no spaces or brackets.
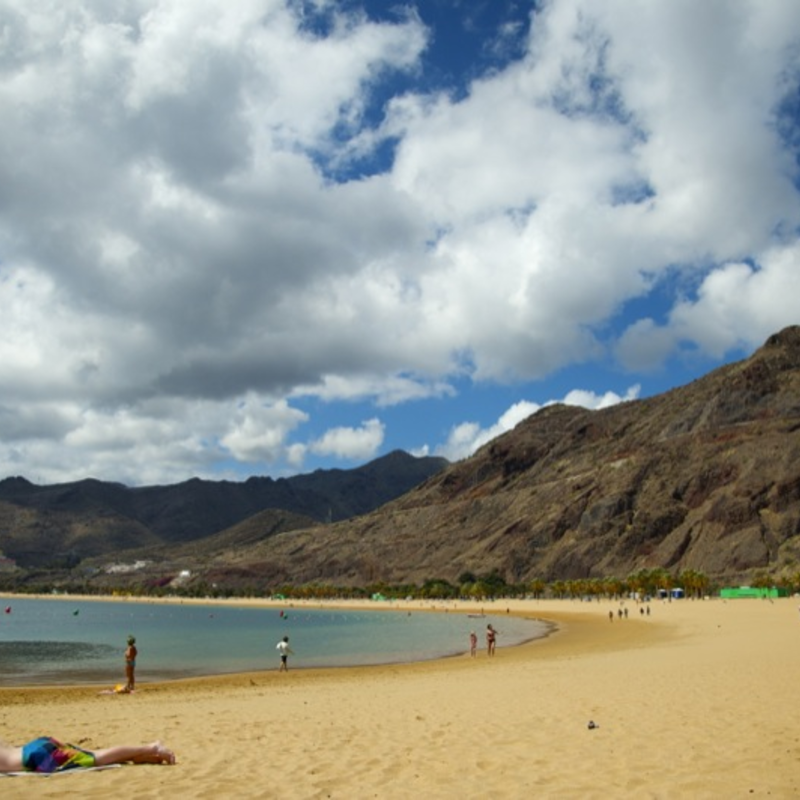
276,636,294,671
486,624,497,656
609,610,614,622
124,635,138,692
0,736,175,773
469,631,478,657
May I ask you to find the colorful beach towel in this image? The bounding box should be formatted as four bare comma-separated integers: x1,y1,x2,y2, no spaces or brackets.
1,765,121,777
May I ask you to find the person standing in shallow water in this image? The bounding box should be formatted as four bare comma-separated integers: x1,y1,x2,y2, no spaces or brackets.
124,635,137,692
469,631,478,657
486,624,497,656
276,636,294,671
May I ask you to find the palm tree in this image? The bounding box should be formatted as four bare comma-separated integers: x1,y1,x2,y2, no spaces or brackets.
528,578,546,599
602,577,625,599
750,570,772,591
550,580,567,599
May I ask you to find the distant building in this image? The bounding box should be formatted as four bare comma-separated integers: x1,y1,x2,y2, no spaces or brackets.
104,560,150,574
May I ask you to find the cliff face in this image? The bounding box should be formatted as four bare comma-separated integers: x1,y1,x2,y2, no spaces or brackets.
209,327,800,586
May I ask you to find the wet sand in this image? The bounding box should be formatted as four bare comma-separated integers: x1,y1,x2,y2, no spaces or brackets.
1,596,799,798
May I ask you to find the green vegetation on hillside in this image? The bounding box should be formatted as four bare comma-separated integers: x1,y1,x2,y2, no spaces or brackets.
2,565,798,601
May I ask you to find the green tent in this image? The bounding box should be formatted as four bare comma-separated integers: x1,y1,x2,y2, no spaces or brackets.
719,586,788,599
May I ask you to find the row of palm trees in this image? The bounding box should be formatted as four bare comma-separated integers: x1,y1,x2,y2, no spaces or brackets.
263,567,717,602
547,568,714,600
8,564,798,601
165,565,800,601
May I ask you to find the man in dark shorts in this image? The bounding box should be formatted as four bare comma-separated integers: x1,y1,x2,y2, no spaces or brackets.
276,635,294,671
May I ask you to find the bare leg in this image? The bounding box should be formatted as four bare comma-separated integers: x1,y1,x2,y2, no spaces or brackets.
92,742,175,766
0,745,24,772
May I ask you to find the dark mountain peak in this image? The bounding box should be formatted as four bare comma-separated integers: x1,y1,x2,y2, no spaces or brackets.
0,476,35,493
244,474,276,486
361,449,415,468
356,449,448,474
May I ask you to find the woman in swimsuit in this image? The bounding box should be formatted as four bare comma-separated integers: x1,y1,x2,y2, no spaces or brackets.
125,635,138,692
486,624,497,656
0,737,175,773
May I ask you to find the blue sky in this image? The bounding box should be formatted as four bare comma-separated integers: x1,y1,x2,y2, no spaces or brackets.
1,0,799,486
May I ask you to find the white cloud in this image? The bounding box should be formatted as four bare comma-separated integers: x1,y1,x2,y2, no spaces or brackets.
561,386,641,410
0,0,798,484
221,397,309,463
617,243,800,368
292,372,456,407
382,0,800,383
310,418,385,460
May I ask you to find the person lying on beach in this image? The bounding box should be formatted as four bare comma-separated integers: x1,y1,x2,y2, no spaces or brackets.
0,736,176,773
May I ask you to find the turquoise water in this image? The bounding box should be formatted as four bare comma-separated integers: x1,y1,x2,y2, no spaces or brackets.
0,598,549,686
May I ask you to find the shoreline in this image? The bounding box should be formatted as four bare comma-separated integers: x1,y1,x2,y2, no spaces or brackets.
0,592,559,688
2,596,799,797
0,592,666,694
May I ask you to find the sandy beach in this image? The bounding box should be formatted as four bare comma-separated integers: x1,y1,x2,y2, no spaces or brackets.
1,595,798,799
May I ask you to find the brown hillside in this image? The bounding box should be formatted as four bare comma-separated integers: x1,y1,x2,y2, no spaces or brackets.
205,326,800,586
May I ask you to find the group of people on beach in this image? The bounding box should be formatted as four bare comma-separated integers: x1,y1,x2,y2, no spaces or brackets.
608,605,651,621
279,625,500,669
469,624,498,657
278,620,500,672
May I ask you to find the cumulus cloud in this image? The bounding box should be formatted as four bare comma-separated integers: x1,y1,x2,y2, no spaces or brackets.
309,418,385,460
0,0,798,484
616,242,800,368
221,397,309,463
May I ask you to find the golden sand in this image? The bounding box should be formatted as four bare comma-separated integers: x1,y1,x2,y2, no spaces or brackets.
1,595,799,798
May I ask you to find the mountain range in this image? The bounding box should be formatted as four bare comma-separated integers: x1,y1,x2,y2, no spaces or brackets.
0,450,447,570
1,326,799,592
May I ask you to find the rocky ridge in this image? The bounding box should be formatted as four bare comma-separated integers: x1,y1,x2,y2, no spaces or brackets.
199,327,800,587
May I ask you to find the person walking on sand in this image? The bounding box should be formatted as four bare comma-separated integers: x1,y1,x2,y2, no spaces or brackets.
124,635,137,692
486,624,497,656
469,630,478,657
276,636,294,671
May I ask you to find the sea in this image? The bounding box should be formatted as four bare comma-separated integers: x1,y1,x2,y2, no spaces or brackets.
0,597,550,686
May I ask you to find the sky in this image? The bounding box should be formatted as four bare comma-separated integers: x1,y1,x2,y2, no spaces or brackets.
1,0,799,487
